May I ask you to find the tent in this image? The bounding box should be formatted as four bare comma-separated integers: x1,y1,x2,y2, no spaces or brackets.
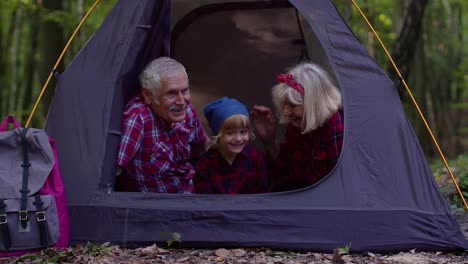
44,0,468,252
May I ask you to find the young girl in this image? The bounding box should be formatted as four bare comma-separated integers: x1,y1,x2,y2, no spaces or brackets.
194,97,269,194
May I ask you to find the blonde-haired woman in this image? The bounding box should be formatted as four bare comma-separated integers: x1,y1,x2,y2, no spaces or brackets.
251,62,344,192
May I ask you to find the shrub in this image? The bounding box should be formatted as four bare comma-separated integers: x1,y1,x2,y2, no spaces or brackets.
432,154,468,214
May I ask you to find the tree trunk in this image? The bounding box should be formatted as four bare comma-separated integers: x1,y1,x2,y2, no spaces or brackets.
422,0,464,158
410,38,434,157
9,1,24,115
390,0,429,79
0,4,6,116
1,1,19,116
77,0,86,43
339,0,352,22
67,0,86,64
38,0,64,120
390,0,433,155
19,1,41,123
437,0,462,157
450,2,464,155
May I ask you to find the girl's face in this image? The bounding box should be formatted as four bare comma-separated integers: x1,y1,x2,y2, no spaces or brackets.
218,127,250,156
283,100,304,128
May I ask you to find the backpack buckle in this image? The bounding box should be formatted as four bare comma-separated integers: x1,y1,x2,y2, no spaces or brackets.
19,210,28,221
36,211,46,222
0,214,7,224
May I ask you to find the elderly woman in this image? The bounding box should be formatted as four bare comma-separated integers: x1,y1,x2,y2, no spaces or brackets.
250,62,344,192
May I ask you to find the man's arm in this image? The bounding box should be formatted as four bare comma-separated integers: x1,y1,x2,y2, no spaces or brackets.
118,113,144,168
189,104,209,161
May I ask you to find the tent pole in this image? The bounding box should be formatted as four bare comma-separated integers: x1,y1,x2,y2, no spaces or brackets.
351,0,468,211
26,0,102,128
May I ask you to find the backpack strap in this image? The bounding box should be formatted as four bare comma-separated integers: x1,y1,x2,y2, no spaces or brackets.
0,199,11,250
33,194,49,248
19,128,31,228
0,116,22,131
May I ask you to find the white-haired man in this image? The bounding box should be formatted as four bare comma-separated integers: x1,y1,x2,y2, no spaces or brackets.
117,57,208,193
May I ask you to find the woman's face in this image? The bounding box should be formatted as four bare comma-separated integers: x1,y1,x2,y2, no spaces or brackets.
283,100,304,128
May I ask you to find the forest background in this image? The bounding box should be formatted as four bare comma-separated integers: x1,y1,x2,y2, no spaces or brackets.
0,0,466,201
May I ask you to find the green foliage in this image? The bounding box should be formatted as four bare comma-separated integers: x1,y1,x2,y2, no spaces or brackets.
160,232,182,247
16,242,115,263
432,154,468,212
81,241,114,256
41,10,74,25
450,102,468,109
18,248,70,264
337,242,351,255
377,13,392,27
334,0,397,70
0,0,118,125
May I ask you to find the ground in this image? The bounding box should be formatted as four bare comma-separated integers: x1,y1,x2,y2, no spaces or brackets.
2,214,468,264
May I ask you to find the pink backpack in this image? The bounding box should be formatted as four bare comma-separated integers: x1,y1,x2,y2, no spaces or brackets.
0,116,70,256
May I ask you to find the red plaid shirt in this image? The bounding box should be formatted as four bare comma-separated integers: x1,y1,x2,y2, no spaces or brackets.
270,110,344,191
118,95,207,193
194,146,269,194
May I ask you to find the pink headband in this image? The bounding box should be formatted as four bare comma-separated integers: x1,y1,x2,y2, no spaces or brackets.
276,73,304,95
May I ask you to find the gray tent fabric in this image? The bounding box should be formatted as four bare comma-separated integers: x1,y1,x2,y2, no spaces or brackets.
44,0,468,253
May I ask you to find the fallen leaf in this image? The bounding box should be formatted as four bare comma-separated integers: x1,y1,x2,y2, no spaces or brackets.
254,255,267,263
386,253,428,264
176,256,190,262
140,244,159,255
158,248,170,253
215,248,230,258
233,249,246,257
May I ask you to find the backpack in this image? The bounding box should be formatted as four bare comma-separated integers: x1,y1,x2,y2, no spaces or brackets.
0,116,70,256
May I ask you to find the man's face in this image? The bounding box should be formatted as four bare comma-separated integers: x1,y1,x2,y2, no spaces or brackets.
148,69,191,124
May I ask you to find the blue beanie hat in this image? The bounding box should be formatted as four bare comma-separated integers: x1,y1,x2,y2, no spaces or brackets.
204,97,250,135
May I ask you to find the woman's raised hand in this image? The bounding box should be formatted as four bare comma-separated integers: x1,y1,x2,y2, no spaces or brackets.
250,105,276,144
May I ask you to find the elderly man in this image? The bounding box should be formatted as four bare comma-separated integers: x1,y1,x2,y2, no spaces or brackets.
117,57,208,193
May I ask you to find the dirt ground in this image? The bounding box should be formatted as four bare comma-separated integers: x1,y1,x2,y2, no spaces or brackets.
2,213,468,264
